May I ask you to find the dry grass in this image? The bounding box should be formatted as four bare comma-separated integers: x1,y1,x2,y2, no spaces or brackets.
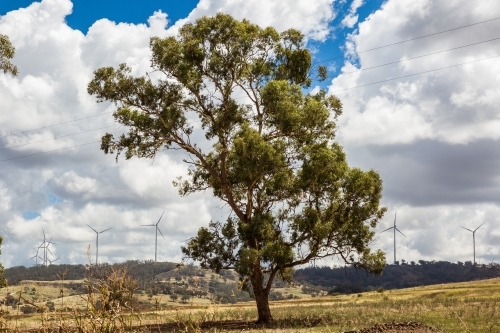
0,273,499,332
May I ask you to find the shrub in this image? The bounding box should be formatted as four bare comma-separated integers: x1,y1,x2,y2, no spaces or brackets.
20,305,37,314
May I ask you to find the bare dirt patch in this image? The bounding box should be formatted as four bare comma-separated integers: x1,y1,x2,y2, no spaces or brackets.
138,320,440,332
343,321,439,333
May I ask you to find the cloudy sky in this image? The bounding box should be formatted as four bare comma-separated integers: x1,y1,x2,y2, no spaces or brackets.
0,0,499,268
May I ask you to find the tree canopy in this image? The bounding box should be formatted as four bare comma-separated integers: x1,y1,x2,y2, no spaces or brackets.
0,34,18,76
88,13,386,323
0,34,16,289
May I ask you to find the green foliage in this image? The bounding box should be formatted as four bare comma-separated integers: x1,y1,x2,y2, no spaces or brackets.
88,13,386,322
0,34,17,76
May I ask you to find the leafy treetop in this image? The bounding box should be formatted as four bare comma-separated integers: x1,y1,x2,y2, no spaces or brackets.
0,34,18,76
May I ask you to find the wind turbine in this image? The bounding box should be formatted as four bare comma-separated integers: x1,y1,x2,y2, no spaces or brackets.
460,222,485,265
87,225,112,265
381,212,406,265
141,211,165,262
38,229,57,266
28,243,44,266
45,236,57,266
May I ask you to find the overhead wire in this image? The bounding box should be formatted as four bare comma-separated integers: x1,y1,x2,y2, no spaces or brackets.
339,37,500,75
2,16,498,140
0,126,123,163
0,124,118,151
2,16,499,163
0,111,113,139
0,141,100,163
2,53,496,164
329,54,500,94
314,15,500,65
2,53,498,163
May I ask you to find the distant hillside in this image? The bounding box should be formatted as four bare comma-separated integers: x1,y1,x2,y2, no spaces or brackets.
6,260,500,297
294,260,500,293
4,260,177,285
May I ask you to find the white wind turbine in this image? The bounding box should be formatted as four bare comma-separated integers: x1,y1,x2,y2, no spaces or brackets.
142,211,165,262
381,212,406,265
87,225,112,265
460,222,485,265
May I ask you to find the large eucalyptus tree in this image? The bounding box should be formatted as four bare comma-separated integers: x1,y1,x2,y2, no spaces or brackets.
88,13,386,323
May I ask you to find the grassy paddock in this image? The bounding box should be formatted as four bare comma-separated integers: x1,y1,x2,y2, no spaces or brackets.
0,278,499,332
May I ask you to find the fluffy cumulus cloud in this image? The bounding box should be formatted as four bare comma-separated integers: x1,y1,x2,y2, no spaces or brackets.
0,0,227,267
329,0,500,263
1,0,498,269
341,0,364,28
0,0,339,268
169,0,336,41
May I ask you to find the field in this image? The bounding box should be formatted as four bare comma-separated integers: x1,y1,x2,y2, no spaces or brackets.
0,277,499,332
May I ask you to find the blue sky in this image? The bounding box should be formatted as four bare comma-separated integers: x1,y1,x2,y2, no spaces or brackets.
1,0,500,268
0,0,385,80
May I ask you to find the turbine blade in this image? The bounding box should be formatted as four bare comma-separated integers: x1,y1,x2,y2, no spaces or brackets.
380,226,394,233
141,224,155,227
157,227,165,239
396,228,406,237
99,228,112,233
394,211,397,226
474,222,486,232
87,224,98,233
460,226,473,232
156,210,165,226
47,247,54,256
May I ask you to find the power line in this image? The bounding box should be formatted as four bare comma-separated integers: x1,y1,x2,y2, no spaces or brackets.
329,54,500,94
0,124,118,151
2,16,499,141
0,141,100,163
340,37,500,75
315,15,500,65
0,126,123,163
0,111,113,139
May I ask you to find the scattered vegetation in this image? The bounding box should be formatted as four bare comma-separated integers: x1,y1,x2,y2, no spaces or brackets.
0,271,500,332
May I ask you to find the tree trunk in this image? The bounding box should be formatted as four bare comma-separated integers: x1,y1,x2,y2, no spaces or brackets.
251,270,273,324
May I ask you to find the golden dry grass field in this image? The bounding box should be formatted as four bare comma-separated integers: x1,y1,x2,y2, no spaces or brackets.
0,277,499,332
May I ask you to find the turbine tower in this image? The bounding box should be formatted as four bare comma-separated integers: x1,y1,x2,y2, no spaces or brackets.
381,212,406,265
87,225,112,265
460,222,485,265
142,211,165,262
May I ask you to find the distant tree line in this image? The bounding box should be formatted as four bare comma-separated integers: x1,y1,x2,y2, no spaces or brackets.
294,261,500,294
4,260,176,285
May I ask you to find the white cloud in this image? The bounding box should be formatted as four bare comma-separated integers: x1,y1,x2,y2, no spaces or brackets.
341,0,364,28
169,0,336,41
1,0,499,269
0,0,338,268
327,0,500,265
53,171,98,197
331,0,500,145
